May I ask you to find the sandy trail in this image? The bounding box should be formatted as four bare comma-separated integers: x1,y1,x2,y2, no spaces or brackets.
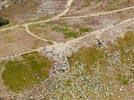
0,1,134,98
0,0,134,61
0,0,74,32
0,5,133,32
22,0,74,44
23,25,57,44
0,4,133,46
0,17,133,61
0,47,44,61
0,0,74,60
42,17,134,72
69,17,134,42
61,6,134,19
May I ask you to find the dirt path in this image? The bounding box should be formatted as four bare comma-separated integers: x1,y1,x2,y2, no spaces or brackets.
1,17,133,62
0,0,74,61
23,25,57,44
70,17,134,41
0,0,74,32
42,17,134,72
0,2,134,61
61,6,134,19
0,5,133,45
0,47,44,61
0,1,133,99
0,5,133,32
22,0,74,44
0,4,133,46
27,0,74,25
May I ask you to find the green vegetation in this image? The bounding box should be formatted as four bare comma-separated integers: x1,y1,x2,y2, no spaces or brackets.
30,22,93,39
106,0,133,11
64,79,72,86
79,27,92,33
106,0,120,11
50,31,132,99
106,0,129,11
108,31,134,64
2,52,52,92
0,61,6,70
110,31,134,85
52,26,78,38
69,47,104,72
29,24,50,33
83,0,102,7
69,31,134,87
84,0,92,6
117,74,129,85
0,17,9,27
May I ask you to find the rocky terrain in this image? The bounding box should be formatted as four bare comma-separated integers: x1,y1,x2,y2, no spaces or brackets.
0,0,134,99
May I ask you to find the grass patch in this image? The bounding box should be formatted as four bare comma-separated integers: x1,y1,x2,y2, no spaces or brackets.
20,31,133,99
106,0,133,11
64,79,72,86
69,31,134,87
82,0,102,7
52,26,78,38
107,31,134,85
30,21,93,39
79,27,92,33
106,0,124,11
112,31,134,63
68,47,104,72
2,52,52,92
117,74,129,85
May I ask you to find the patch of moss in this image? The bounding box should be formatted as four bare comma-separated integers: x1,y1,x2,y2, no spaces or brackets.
2,52,52,92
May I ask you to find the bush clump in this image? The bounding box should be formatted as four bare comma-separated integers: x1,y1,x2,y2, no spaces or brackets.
0,17,9,26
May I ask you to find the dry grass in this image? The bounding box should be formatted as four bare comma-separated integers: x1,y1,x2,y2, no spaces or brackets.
0,27,48,57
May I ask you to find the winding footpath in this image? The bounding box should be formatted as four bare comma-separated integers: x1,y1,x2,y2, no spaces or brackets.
61,6,134,19
0,0,134,61
0,1,134,99
67,17,134,44
0,0,74,44
0,0,74,32
0,17,133,61
0,5,134,32
0,0,74,60
0,47,44,61
42,17,134,72
23,25,57,44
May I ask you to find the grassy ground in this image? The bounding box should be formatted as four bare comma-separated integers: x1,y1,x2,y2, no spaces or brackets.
62,31,134,99
106,0,134,11
2,52,52,92
29,22,92,39
69,47,104,72
69,31,134,85
2,31,133,99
